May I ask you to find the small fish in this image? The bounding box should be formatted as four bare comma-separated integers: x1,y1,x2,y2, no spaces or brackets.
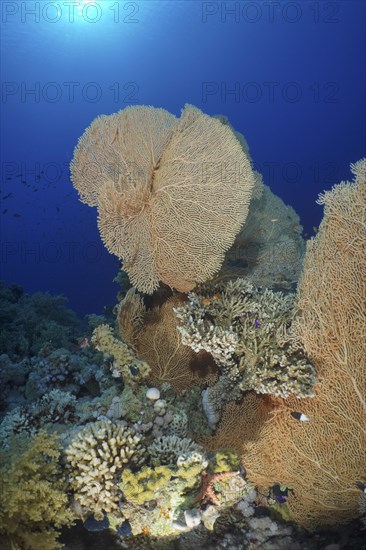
56,207,60,213
84,513,109,532
2,209,8,214
2,193,12,200
13,213,21,218
355,481,366,493
22,180,27,184
129,365,139,377
270,217,279,222
254,319,261,327
313,226,318,234
6,176,12,180
117,520,132,537
291,411,311,422
79,337,90,350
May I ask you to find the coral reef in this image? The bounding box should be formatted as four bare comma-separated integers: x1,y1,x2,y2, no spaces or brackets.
2,103,364,550
175,278,315,400
70,104,255,293
0,282,80,359
203,161,366,529
0,430,74,550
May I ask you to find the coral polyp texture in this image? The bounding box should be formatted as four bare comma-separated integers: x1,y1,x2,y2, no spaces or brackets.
204,160,366,529
65,419,146,520
70,104,255,293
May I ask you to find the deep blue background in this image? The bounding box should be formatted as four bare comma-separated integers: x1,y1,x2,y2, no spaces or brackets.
1,0,365,316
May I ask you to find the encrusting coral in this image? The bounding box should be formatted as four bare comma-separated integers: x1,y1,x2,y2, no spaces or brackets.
0,430,74,550
202,160,366,529
70,104,255,293
65,419,146,520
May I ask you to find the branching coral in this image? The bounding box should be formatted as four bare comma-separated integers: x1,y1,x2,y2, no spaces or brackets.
70,104,254,293
0,430,74,550
175,279,315,399
65,419,146,520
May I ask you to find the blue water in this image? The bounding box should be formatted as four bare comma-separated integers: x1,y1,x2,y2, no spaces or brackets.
1,0,365,316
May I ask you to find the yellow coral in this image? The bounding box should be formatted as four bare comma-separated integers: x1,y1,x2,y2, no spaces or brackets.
91,323,150,382
0,431,74,550
120,466,173,505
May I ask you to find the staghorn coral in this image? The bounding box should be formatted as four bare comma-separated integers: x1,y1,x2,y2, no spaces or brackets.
0,430,74,550
70,104,254,293
175,279,315,399
133,296,218,392
203,161,366,529
65,419,145,520
91,323,150,383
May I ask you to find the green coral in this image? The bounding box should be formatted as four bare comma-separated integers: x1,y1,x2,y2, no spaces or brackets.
0,430,74,550
120,465,173,505
209,450,240,473
117,446,210,537
91,323,150,382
